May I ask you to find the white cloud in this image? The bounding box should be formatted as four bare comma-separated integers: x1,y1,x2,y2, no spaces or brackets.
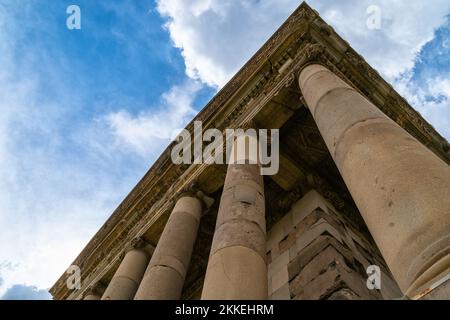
156,0,450,86
312,0,450,81
0,2,137,296
395,73,450,139
1,284,51,300
157,0,300,87
0,70,122,295
428,78,450,97
106,81,201,158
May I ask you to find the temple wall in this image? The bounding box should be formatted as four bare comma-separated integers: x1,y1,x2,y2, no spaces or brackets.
267,190,402,300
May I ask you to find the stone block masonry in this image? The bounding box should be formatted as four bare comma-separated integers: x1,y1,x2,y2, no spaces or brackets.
266,190,402,300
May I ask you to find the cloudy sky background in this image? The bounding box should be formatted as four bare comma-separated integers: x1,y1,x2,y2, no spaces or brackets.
0,0,449,299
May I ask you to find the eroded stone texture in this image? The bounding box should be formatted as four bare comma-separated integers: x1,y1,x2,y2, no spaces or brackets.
266,190,402,300
201,136,267,299
134,196,203,300
101,239,153,300
299,64,450,297
83,282,106,300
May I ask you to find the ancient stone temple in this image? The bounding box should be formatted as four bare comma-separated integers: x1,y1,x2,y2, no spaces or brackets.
50,2,450,300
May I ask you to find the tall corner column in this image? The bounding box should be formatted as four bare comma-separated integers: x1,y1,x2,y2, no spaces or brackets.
298,64,450,298
201,134,267,300
101,237,153,300
134,194,203,300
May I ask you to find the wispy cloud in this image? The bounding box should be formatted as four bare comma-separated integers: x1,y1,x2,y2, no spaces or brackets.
0,1,171,296
105,80,201,158
1,284,51,300
395,72,450,140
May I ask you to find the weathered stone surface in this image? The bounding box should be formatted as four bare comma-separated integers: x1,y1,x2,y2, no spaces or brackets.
268,251,290,278
102,247,151,300
134,196,202,300
295,223,343,253
288,236,354,282
299,64,450,297
210,219,266,258
291,190,330,226
267,190,401,300
202,246,268,299
271,266,289,293
291,263,376,300
267,211,293,252
279,232,296,254
270,283,291,300
202,137,267,299
135,265,185,300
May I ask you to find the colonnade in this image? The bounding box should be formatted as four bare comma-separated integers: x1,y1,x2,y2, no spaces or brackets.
84,64,449,300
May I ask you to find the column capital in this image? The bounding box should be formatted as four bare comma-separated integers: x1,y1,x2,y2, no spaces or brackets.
125,237,154,255
177,182,215,213
85,281,106,298
295,43,327,77
177,181,202,199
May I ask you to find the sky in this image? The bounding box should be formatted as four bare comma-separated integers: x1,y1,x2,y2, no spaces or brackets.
0,0,449,300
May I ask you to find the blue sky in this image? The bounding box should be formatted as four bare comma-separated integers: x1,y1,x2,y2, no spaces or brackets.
0,1,449,299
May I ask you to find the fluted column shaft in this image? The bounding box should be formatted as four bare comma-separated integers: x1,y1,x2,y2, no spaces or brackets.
299,64,450,297
101,240,153,300
201,134,267,299
134,196,203,300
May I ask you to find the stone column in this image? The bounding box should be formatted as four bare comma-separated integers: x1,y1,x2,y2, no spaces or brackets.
134,195,203,300
83,282,105,300
101,238,153,300
83,294,100,300
298,64,450,297
201,134,267,299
